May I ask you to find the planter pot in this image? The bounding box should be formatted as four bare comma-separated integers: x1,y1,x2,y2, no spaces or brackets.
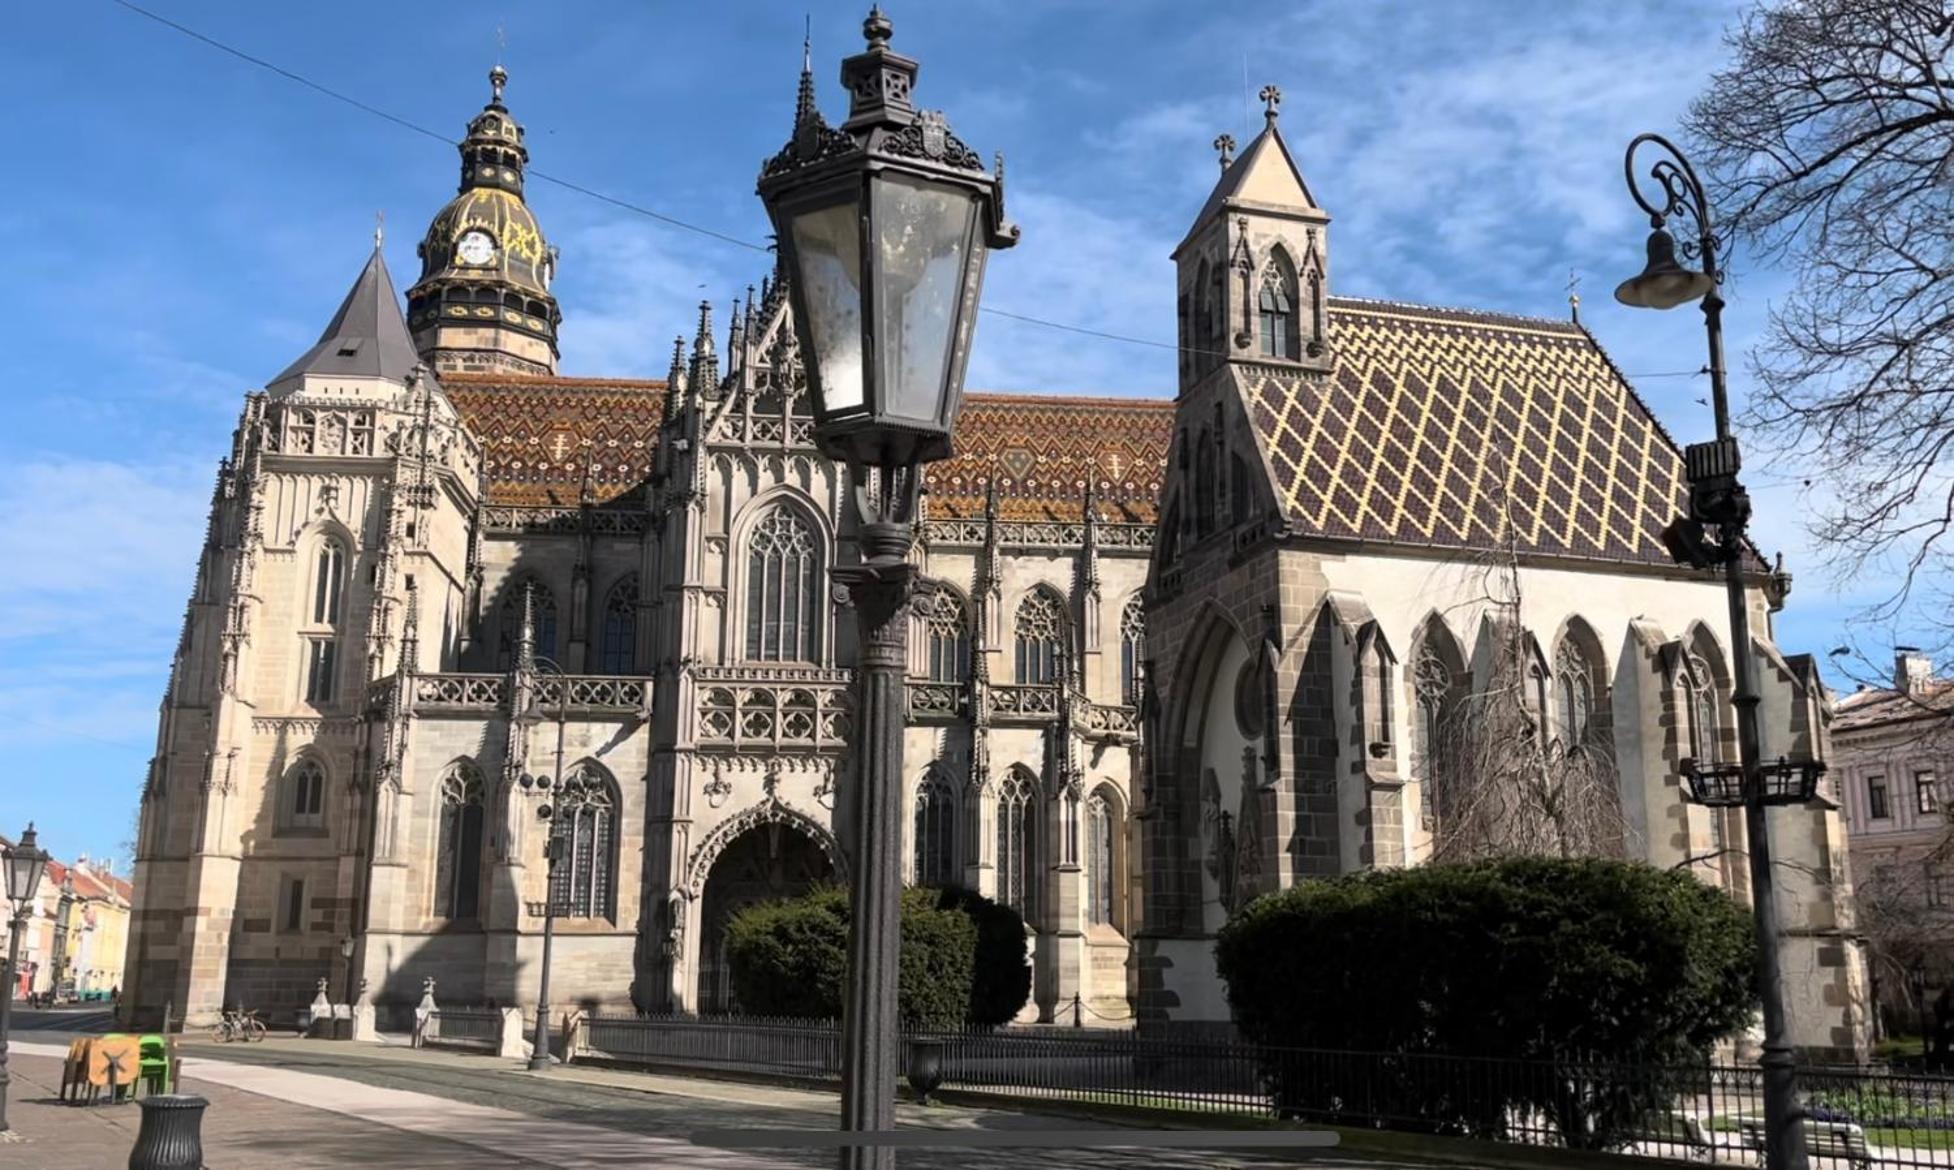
906,1038,945,1104
129,1094,208,1170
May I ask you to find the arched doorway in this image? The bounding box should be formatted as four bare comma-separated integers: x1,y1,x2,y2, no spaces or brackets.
697,821,836,1014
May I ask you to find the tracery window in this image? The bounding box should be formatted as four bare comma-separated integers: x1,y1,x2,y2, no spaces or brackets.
304,639,337,704
550,765,618,920
1258,253,1299,360
1086,792,1116,927
1119,597,1146,705
920,589,969,682
599,575,639,675
744,507,819,663
498,579,558,668
434,764,484,920
278,757,328,834
1194,430,1217,537
1413,640,1458,830
313,538,346,625
1555,641,1595,747
996,769,1036,915
1014,589,1067,684
913,771,957,886
1682,652,1721,764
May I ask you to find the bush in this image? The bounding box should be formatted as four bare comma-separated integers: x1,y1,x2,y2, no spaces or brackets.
722,884,1024,1030
1214,857,1758,1148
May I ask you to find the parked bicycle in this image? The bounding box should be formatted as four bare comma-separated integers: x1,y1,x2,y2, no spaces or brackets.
207,1007,267,1043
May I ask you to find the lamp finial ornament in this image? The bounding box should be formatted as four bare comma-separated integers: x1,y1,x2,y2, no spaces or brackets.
1259,84,1281,123
864,5,892,48
489,64,508,108
1214,133,1236,171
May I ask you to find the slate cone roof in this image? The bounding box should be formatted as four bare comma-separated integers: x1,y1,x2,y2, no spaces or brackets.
1240,297,1698,567
271,248,424,388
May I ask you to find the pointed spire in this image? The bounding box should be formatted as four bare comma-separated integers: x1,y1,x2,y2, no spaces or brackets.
398,577,421,676
794,23,819,134
517,581,537,672
664,334,688,414
1079,479,1102,595
689,300,719,393
978,474,1003,599
727,294,744,359
269,247,423,389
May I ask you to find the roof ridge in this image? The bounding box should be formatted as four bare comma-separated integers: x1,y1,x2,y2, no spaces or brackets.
1327,294,1586,334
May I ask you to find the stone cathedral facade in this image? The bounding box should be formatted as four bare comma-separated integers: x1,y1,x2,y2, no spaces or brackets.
129,66,1867,1057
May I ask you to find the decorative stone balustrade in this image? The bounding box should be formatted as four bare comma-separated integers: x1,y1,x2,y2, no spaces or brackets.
919,519,1154,552
906,682,964,721
482,506,650,536
696,674,851,749
991,684,1061,721
405,672,650,716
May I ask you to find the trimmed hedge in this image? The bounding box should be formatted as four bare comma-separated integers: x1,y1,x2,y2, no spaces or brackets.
722,884,1026,1029
1214,857,1758,1148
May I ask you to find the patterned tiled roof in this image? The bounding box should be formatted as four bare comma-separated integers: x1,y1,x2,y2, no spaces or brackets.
1240,297,1691,566
446,375,1175,520
444,373,666,507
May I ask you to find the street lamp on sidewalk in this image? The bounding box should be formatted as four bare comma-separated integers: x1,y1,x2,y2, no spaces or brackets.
757,10,1016,1169
1615,132,1822,1170
1,824,50,1131
516,649,575,1074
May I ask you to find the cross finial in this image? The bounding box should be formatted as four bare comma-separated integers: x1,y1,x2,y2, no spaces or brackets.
1213,133,1237,171
1567,268,1583,324
374,210,384,250
1259,84,1281,122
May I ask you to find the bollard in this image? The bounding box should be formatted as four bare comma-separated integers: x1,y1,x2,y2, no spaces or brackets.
905,1038,945,1105
128,1094,207,1170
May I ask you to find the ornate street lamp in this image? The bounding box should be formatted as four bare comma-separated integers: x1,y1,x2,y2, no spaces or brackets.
515,648,574,1075
1,824,50,1131
757,10,1016,1168
1616,132,1818,1170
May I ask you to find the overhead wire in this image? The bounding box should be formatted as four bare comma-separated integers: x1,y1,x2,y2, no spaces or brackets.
103,0,1705,381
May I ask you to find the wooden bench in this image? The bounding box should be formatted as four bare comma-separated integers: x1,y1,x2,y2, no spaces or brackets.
1736,1116,1873,1166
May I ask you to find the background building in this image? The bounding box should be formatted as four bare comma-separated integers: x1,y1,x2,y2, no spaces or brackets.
1832,648,1954,1037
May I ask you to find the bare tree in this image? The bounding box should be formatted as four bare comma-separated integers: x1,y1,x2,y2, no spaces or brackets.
1686,0,1954,617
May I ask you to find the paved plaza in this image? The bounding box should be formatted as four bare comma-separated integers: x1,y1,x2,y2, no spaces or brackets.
0,1035,1466,1170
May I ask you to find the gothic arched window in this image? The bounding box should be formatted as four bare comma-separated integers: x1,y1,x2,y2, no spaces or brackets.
599,575,639,675
498,579,558,669
1556,640,1596,747
744,506,820,663
996,769,1036,915
1412,632,1463,834
313,537,346,625
278,757,328,834
1683,652,1721,765
1194,430,1217,537
913,771,957,886
1193,260,1214,374
921,589,969,683
1119,597,1146,706
1258,252,1299,360
1014,589,1067,684
1086,791,1116,927
551,765,619,920
434,764,484,920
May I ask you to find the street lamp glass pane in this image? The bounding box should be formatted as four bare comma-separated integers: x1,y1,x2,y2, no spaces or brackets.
873,175,975,422
790,202,866,415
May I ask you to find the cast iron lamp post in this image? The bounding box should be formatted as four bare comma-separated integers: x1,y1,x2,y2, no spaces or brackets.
516,652,576,1074
757,10,1016,1167
1616,132,1823,1170
1,824,50,1131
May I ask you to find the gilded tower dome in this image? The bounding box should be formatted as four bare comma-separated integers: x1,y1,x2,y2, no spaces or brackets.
407,66,562,376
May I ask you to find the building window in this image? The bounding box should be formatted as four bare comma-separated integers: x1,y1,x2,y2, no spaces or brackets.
278,757,327,835
1868,775,1890,820
920,589,969,683
313,537,346,624
1555,640,1595,746
1257,253,1299,360
1119,597,1146,705
1230,452,1254,524
1086,792,1115,927
996,769,1036,915
1014,589,1067,684
913,771,957,886
1413,636,1461,834
434,765,484,920
1194,430,1218,537
280,875,307,933
744,507,819,663
498,579,558,668
550,766,618,920
1917,770,1939,816
599,575,639,675
1682,652,1720,764
304,639,337,704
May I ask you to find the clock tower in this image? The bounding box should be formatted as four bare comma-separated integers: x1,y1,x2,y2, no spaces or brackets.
407,66,562,376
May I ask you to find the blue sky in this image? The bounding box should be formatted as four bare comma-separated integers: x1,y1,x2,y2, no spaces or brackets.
0,0,1903,865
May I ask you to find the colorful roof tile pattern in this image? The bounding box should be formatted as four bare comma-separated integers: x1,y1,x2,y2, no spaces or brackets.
1241,297,1690,566
444,373,665,507
927,394,1174,522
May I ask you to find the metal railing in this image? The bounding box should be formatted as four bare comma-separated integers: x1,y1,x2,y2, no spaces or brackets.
418,1007,500,1051
566,1014,1954,1167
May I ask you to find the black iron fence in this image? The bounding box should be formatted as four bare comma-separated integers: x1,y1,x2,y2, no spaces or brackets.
418,1007,501,1051
568,1013,1954,1167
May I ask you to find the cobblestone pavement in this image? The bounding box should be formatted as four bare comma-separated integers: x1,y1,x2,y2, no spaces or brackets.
101,1037,1462,1170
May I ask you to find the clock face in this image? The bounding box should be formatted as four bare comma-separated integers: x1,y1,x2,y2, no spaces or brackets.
456,230,496,266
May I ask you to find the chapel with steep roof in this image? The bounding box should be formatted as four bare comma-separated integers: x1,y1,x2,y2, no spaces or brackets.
125,56,1867,1059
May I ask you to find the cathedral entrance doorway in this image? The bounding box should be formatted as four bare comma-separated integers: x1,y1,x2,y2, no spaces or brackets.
696,820,835,1014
